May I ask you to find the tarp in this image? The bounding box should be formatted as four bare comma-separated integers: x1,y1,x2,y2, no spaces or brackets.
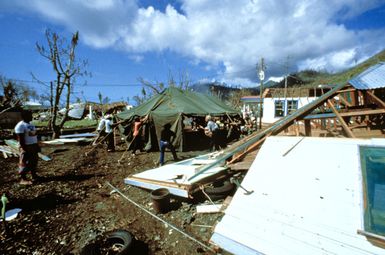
116,87,239,151
59,103,86,119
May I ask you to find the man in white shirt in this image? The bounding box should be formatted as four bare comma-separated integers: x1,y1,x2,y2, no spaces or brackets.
96,114,115,152
14,110,40,185
205,115,220,151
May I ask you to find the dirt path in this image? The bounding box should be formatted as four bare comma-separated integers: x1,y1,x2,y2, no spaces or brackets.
0,143,224,254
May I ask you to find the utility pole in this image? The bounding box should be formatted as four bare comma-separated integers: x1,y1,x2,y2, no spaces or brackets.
283,56,289,116
258,57,265,130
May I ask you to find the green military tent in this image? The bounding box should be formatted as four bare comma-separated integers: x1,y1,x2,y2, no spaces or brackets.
116,87,240,151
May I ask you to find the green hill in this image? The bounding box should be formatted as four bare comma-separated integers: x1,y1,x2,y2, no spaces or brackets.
274,49,385,88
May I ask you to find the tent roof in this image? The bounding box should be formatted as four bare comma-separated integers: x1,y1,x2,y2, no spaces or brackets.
117,87,239,119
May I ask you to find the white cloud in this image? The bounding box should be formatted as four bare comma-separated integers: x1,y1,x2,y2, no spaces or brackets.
1,0,385,83
269,76,284,83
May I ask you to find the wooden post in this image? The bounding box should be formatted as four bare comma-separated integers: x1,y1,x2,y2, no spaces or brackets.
350,90,356,106
304,119,312,136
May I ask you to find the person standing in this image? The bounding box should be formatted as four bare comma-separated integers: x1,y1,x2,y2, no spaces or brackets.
205,115,220,151
96,114,115,152
130,115,148,156
159,123,178,166
15,110,40,185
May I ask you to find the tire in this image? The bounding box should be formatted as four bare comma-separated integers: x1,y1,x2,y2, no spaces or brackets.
204,181,235,200
106,230,133,254
80,230,133,255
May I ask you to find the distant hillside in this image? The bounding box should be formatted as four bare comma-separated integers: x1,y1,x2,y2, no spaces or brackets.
190,79,278,98
274,48,385,88
190,49,385,103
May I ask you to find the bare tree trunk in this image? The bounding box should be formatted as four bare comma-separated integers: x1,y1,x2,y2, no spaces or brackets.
36,30,86,139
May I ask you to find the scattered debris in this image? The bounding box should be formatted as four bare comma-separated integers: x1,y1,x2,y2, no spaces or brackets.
106,182,217,253
125,152,229,198
196,204,223,214
0,208,22,222
59,133,97,139
3,139,51,161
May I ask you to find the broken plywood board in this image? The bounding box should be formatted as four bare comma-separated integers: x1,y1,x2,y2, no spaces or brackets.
59,133,97,138
125,152,229,198
5,139,52,161
211,136,385,255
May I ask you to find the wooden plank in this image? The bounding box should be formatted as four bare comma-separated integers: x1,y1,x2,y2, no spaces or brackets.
2,151,8,159
337,88,356,93
196,204,223,213
327,100,355,138
124,177,190,197
340,109,385,117
126,176,191,189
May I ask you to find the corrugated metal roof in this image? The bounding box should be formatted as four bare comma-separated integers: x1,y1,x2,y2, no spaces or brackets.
349,62,385,90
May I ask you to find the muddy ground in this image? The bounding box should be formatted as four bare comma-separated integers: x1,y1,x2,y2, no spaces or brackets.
0,141,230,255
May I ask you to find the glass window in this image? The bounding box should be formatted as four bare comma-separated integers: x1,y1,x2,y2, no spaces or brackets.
274,100,285,117
360,146,385,236
287,100,298,115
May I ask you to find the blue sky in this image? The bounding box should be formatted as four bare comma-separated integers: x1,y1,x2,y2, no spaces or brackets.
0,0,385,104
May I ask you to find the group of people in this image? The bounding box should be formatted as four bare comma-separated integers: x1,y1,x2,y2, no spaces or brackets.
12,110,256,185
95,114,177,166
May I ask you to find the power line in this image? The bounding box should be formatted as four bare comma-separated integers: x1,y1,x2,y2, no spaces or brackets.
3,78,142,87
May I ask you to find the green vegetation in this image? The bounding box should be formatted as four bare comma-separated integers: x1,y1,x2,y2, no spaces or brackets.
33,119,98,129
298,49,385,87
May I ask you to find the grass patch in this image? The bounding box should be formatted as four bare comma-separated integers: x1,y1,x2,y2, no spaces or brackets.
33,119,98,129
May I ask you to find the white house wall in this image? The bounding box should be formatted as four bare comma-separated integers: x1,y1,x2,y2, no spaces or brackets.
262,97,317,123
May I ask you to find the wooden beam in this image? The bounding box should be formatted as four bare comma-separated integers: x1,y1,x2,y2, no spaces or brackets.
340,109,385,117
327,100,355,138
366,90,385,109
338,88,356,93
337,94,352,107
227,136,268,165
303,109,385,120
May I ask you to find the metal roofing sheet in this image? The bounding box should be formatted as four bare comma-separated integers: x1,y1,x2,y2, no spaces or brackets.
349,62,385,90
211,136,385,255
